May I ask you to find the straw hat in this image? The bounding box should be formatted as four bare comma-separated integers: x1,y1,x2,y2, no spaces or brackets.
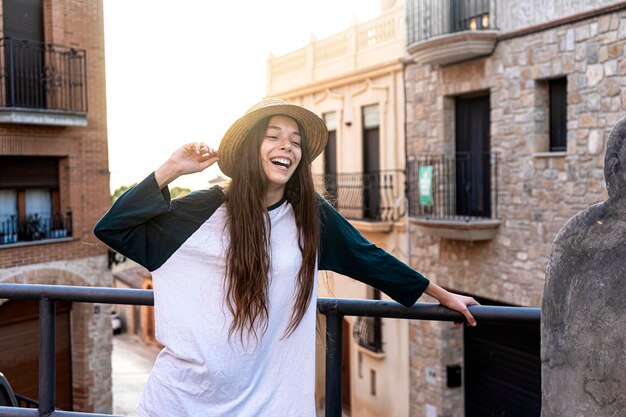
218,98,328,177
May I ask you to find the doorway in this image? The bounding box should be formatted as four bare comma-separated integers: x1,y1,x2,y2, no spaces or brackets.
464,296,541,417
362,105,380,220
455,95,491,218
2,0,46,108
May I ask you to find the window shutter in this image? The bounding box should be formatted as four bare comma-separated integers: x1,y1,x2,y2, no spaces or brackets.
0,157,59,188
324,112,337,131
363,105,380,129
3,0,44,42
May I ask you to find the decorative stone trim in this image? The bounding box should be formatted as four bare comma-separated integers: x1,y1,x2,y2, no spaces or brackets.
0,109,88,126
349,220,395,233
356,343,386,360
408,31,499,66
0,237,74,250
533,152,567,158
410,218,501,241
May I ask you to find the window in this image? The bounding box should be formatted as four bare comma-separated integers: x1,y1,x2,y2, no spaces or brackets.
323,112,337,175
353,287,383,353
534,77,568,155
549,78,567,152
323,112,338,206
0,157,71,245
451,0,490,32
362,105,380,220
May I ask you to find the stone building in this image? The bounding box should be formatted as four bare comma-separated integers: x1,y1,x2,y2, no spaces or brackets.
405,0,626,416
267,1,413,416
0,0,112,412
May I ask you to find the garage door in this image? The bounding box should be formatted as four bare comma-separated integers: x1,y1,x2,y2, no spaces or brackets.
464,297,540,417
0,299,72,410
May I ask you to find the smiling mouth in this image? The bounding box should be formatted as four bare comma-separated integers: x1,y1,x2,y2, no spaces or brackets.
270,158,292,169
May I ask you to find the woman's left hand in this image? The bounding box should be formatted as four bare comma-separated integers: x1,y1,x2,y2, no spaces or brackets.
425,282,480,327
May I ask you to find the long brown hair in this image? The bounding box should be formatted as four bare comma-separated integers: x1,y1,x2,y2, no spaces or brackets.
224,116,319,342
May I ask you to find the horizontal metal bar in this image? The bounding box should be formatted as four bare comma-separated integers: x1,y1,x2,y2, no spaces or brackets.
52,411,124,417
0,284,153,306
0,408,124,417
0,284,540,323
0,406,38,416
317,298,540,324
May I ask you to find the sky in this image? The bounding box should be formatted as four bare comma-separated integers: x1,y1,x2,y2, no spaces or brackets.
103,0,380,192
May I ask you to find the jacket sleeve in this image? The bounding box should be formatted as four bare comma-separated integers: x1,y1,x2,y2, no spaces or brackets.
94,172,223,271
317,196,429,307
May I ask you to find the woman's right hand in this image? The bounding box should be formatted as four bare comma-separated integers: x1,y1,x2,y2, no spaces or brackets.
155,142,220,189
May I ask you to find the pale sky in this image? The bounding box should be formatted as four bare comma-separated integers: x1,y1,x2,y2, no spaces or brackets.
103,0,380,192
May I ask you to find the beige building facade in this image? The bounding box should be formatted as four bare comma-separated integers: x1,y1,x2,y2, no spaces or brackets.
268,1,413,416
405,1,626,416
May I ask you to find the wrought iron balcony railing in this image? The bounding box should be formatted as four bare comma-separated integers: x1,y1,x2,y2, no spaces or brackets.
0,212,72,246
407,0,495,44
0,283,540,417
0,37,87,113
407,152,499,221
314,170,405,222
353,316,383,353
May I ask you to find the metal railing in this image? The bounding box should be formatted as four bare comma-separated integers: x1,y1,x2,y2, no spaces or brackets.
0,37,87,112
407,152,499,221
314,170,405,222
0,212,73,246
407,0,495,44
0,283,540,417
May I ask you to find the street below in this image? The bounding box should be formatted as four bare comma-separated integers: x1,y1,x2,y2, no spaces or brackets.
112,334,160,416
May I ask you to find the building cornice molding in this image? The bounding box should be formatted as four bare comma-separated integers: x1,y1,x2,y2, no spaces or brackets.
272,60,403,100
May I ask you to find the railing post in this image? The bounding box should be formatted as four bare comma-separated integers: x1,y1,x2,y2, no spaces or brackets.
325,310,343,417
39,298,56,417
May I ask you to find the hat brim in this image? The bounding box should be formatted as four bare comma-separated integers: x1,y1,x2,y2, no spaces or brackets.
218,103,328,178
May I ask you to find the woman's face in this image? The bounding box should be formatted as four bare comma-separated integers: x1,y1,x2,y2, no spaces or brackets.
259,115,302,193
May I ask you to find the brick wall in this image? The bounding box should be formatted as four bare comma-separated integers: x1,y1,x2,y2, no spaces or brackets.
0,0,113,412
0,0,110,268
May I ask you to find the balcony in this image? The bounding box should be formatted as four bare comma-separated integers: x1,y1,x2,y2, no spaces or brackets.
406,0,499,66
407,152,501,240
0,38,87,126
314,170,405,231
0,283,540,417
0,212,73,247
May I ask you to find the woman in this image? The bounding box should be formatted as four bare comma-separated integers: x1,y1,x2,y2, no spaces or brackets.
95,98,478,417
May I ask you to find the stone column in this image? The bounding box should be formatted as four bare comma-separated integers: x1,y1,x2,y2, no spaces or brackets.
542,116,626,416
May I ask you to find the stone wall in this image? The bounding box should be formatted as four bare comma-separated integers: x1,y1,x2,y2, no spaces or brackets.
405,8,626,417
497,0,624,32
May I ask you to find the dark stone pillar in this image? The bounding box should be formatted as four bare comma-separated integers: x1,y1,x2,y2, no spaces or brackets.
542,117,626,416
